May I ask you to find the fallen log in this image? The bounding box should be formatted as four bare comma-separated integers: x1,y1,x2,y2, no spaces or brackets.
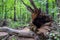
0,27,35,38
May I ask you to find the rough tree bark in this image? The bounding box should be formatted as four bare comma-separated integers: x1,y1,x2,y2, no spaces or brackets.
14,0,17,21
0,27,35,38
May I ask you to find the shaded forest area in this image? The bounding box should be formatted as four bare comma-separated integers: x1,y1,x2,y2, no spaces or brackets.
0,0,60,40
0,0,31,28
0,0,59,28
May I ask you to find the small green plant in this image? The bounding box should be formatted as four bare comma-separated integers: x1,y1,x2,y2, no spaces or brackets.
48,32,60,40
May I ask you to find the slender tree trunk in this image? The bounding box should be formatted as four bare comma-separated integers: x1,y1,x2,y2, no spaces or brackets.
20,0,22,25
4,5,7,19
57,0,60,7
52,1,55,19
14,0,17,21
20,0,21,21
2,0,4,19
46,0,49,14
2,4,7,26
57,0,60,13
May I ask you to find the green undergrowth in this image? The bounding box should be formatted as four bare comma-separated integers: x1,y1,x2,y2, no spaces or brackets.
7,19,29,28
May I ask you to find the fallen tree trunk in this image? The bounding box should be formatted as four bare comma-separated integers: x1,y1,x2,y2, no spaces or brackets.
0,27,35,38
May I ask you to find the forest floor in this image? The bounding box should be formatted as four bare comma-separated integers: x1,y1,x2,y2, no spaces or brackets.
0,24,60,40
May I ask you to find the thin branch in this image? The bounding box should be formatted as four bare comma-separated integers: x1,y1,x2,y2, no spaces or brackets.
21,0,34,13
29,0,37,9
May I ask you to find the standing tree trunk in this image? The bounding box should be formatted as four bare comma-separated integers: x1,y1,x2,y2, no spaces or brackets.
0,0,4,27
57,0,60,13
52,1,55,19
2,0,4,19
2,4,7,26
46,0,49,14
4,5,7,19
20,0,22,22
14,0,17,21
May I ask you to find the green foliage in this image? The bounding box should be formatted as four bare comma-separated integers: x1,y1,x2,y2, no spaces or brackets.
0,0,58,29
7,19,29,28
0,0,58,27
0,0,59,40
48,32,60,40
